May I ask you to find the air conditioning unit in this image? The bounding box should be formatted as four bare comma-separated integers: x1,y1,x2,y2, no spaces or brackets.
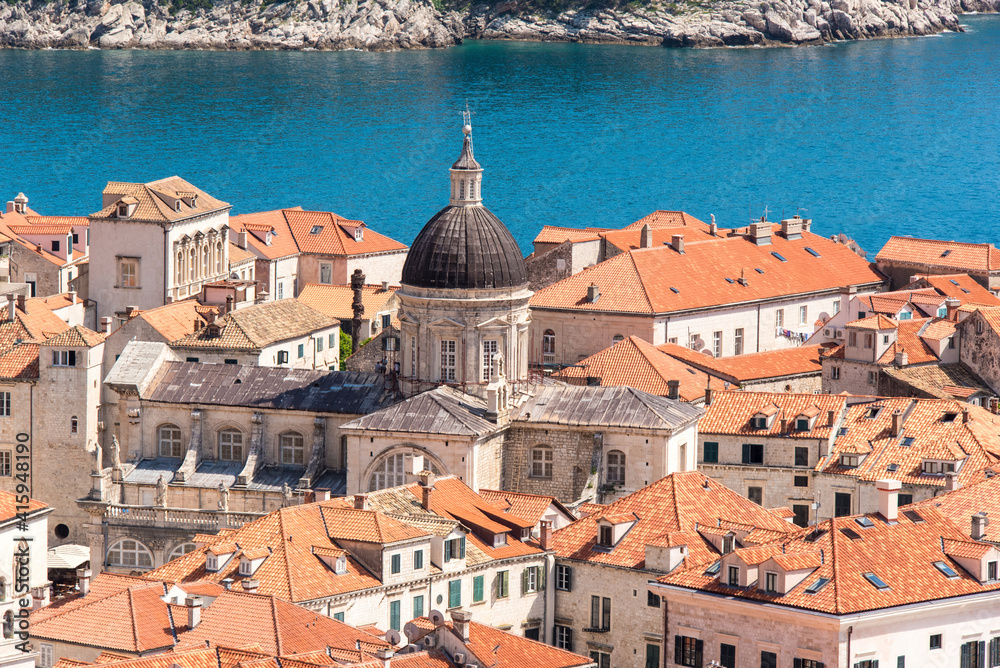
454,653,465,664
424,636,437,647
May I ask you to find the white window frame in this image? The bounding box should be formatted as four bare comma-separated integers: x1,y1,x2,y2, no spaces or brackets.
440,339,457,382
775,308,784,328
119,257,139,288
107,539,153,569
482,339,498,380
531,445,553,478
158,425,183,458
280,432,305,465
713,331,722,357
734,328,744,355
52,350,76,367
319,262,333,284
799,305,808,326
218,429,244,461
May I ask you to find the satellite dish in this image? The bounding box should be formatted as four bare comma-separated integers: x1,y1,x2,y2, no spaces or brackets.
403,621,421,641
385,629,401,646
428,609,446,626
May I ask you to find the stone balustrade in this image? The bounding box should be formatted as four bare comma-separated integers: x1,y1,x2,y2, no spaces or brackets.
103,504,262,530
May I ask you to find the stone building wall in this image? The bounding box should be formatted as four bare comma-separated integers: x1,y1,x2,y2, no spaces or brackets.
525,241,574,292
10,246,61,297
958,312,1000,395
502,425,596,503
743,373,821,394
822,356,882,396
345,325,402,375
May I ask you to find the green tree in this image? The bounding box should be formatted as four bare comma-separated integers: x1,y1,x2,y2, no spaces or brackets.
340,330,353,370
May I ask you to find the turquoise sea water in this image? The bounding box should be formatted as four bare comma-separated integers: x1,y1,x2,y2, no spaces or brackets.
1,16,998,256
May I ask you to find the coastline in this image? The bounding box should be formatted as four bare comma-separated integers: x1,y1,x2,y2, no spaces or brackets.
0,0,996,53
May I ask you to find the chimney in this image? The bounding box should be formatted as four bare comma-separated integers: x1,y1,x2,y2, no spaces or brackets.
76,568,91,597
315,488,331,502
640,223,653,249
749,221,772,246
890,410,902,437
962,408,970,424
876,479,901,524
185,596,203,628
4,201,13,214
69,291,78,305
5,294,14,323
971,512,989,540
827,409,835,426
704,386,713,406
944,471,961,492
241,578,260,593
780,417,788,433
100,316,112,333
419,470,435,510
236,231,247,249
801,218,812,232
780,217,802,240
381,281,389,292
354,494,368,511
221,578,233,591
539,519,552,550
894,351,908,366
667,380,680,400
587,284,600,303
375,648,393,668
671,234,685,254
946,297,960,322
450,609,472,642
709,220,718,237
226,295,235,313
16,294,25,312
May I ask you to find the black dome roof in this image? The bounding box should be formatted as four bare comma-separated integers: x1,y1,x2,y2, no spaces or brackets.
402,205,528,290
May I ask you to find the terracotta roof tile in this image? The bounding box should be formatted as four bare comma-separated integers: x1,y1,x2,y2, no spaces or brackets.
0,489,46,522
41,324,105,347
228,242,256,266
92,177,230,222
909,273,1000,306
553,335,711,401
531,226,884,315
912,474,1000,542
875,319,939,365
477,489,573,527
298,284,397,321
283,209,406,256
658,343,823,384
113,300,214,343
171,300,336,350
699,390,846,439
877,237,1000,273
848,314,898,330
551,472,795,569
533,226,604,244
0,342,39,379
623,210,708,230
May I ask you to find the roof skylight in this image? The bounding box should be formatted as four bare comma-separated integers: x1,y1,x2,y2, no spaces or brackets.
804,577,830,594
755,268,765,274
855,517,875,529
942,250,952,257
863,572,890,590
950,279,960,285
901,437,915,447
902,509,924,523
704,561,721,576
804,529,827,543
309,225,324,235
805,247,821,257
725,277,735,284
933,561,959,578
670,287,680,294
840,527,862,541
771,252,787,262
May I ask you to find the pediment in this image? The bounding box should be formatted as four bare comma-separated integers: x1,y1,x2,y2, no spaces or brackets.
477,316,512,330
428,317,465,329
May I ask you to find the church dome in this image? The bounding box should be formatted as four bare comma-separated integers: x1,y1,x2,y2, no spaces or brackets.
401,117,527,291
402,204,527,290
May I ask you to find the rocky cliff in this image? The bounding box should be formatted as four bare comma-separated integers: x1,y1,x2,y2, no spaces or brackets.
0,0,995,50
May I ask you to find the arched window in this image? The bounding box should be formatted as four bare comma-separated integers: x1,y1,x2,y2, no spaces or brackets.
168,542,197,561
158,424,183,458
530,445,553,479
216,241,223,274
542,330,556,356
0,577,6,603
202,246,209,277
459,180,466,199
107,539,153,569
176,251,184,284
70,416,78,434
607,450,626,484
218,429,244,461
280,432,305,465
2,610,11,639
612,334,624,344
367,451,442,492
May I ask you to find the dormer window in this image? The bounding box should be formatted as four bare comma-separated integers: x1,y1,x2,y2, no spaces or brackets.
493,532,508,548
754,417,767,429
841,454,860,468
922,460,957,475
866,407,882,419
942,412,958,423
118,204,129,217
796,418,809,431
355,227,364,241
174,201,182,212
239,560,252,575
265,231,272,246
722,534,735,554
206,555,218,572
727,565,740,587
764,571,777,593
335,555,347,574
599,525,613,547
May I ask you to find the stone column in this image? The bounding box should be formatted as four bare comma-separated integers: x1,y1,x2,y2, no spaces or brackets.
175,409,202,483
299,417,326,489
237,412,265,486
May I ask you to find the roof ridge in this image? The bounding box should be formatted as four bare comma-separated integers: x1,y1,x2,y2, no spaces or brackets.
276,509,295,602
625,250,655,313
271,595,283,655
127,587,141,651
829,517,842,614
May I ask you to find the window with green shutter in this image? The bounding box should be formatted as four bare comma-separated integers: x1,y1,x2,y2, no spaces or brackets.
703,442,719,463
414,549,424,570
391,554,401,574
389,600,400,631
473,575,484,602
413,594,424,620
448,579,461,609
645,644,660,668
496,571,509,598
333,612,344,622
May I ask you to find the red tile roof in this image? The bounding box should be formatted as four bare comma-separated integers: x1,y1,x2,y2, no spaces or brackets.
623,210,708,230
298,284,397,321
531,226,884,315
877,237,1000,273
0,489,47,522
911,274,1000,306
551,472,795,569
553,336,711,401
477,489,573,527
533,226,605,245
913,474,1000,542
658,505,1000,614
92,177,230,222
699,390,847,439
411,618,593,668
657,343,823,384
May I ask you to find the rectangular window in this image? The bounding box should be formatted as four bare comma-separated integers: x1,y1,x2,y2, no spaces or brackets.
741,443,764,465
523,566,539,593
794,475,809,487
728,565,740,586
898,493,913,506
120,257,138,288
414,549,423,570
868,370,877,385
793,504,810,527
412,595,424,620
761,651,777,668
497,570,509,598
389,600,401,631
720,643,736,668
329,333,336,348
776,309,784,328
602,596,611,631
316,337,324,352
556,564,572,591
713,331,722,357
473,575,484,602
796,660,825,668
297,343,305,358
448,579,461,609
483,339,498,380
865,333,874,349
675,636,703,667
52,350,77,367
440,339,457,381
988,637,999,667
224,358,238,364
444,537,465,562
703,441,719,463
930,634,942,649
748,486,763,506
554,625,573,651
277,282,284,299
835,492,852,517
319,262,333,284
799,305,808,326
410,336,417,377
647,589,660,608
0,392,10,417
689,332,700,350
849,331,858,347
988,561,997,581
0,451,10,477
52,239,60,252
963,641,986,668
391,554,401,574
833,299,840,314
333,611,345,622
40,644,54,668
765,571,777,593
645,644,660,668
831,366,841,380
734,328,744,355
590,652,610,668
795,446,809,466
590,595,600,629
277,350,289,364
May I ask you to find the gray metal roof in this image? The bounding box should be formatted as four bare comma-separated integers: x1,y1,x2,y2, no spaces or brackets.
145,362,392,414
123,458,345,494
513,385,704,430
104,341,179,395
340,386,500,437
